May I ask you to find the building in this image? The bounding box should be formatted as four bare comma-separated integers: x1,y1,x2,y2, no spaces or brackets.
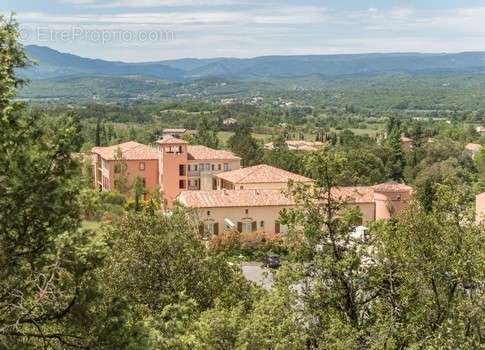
92,141,160,194
476,192,485,224
177,182,413,236
476,126,485,134
400,136,413,151
222,118,238,127
155,136,241,206
264,140,325,152
215,164,313,190
465,143,483,159
92,137,241,206
161,128,197,139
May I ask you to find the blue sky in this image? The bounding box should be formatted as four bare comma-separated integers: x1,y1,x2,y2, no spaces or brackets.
2,0,485,61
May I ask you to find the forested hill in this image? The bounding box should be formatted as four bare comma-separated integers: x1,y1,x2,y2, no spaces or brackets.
22,45,485,81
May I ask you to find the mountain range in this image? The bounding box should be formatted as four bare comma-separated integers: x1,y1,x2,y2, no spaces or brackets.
22,45,485,82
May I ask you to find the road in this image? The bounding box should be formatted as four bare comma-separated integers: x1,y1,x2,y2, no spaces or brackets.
241,262,274,290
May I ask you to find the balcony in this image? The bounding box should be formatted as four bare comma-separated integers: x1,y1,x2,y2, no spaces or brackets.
188,170,200,177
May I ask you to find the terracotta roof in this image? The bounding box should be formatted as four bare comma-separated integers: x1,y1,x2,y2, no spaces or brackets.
215,164,313,185
178,189,295,208
187,145,241,161
92,141,160,160
178,184,413,209
465,143,483,151
333,186,375,203
372,183,413,193
156,136,189,145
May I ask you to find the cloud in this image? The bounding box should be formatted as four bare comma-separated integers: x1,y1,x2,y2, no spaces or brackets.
93,0,242,8
17,6,327,26
56,0,97,4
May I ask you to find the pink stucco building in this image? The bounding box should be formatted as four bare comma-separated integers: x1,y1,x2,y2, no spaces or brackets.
92,141,160,195
93,137,241,206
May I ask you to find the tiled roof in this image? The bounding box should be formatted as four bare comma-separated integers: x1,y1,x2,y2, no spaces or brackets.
187,145,241,161
156,136,189,145
178,184,413,208
92,141,160,160
372,183,413,193
333,186,375,203
215,164,313,184
178,189,295,208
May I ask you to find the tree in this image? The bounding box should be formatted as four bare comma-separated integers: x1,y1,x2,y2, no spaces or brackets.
113,146,128,193
280,147,381,348
0,17,103,347
131,175,145,211
386,116,405,181
95,115,101,146
194,115,219,149
228,122,262,167
371,185,483,348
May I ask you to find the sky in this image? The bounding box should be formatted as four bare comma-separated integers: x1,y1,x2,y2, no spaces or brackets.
2,0,485,62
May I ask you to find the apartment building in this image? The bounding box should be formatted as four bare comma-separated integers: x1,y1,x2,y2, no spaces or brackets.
178,169,413,236
92,137,241,206
92,141,160,194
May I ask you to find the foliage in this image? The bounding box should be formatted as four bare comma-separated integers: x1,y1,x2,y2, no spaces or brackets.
193,114,219,149
228,122,263,167
209,230,286,258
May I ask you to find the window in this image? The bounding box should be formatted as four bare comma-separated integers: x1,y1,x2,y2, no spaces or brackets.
142,178,146,187
187,164,191,171
139,162,145,171
207,210,211,216
211,164,215,171
179,164,186,176
260,221,264,228
205,163,210,171
240,186,244,190
204,223,214,235
280,224,288,234
245,209,249,214
179,180,186,189
223,163,229,171
242,222,252,233
218,164,222,171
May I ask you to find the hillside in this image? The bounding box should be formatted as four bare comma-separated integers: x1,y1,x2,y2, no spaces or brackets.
23,45,485,81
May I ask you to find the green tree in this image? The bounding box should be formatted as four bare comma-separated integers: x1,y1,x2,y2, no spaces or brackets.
280,147,380,348
131,175,145,211
386,116,405,181
371,185,483,348
228,122,262,167
113,146,128,193
194,115,219,149
0,17,104,347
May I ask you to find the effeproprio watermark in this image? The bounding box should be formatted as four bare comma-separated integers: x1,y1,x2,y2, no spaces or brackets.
19,25,175,44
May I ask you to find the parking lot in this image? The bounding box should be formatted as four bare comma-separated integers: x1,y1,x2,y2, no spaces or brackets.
241,262,274,290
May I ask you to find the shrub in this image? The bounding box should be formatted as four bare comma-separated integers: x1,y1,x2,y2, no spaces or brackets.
209,230,286,258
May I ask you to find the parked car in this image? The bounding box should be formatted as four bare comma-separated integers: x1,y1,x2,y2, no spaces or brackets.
263,253,281,268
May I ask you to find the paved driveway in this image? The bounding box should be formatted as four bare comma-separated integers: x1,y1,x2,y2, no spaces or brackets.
241,262,274,290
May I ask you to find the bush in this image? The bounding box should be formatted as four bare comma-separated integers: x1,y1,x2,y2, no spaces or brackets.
101,191,127,206
209,230,286,258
